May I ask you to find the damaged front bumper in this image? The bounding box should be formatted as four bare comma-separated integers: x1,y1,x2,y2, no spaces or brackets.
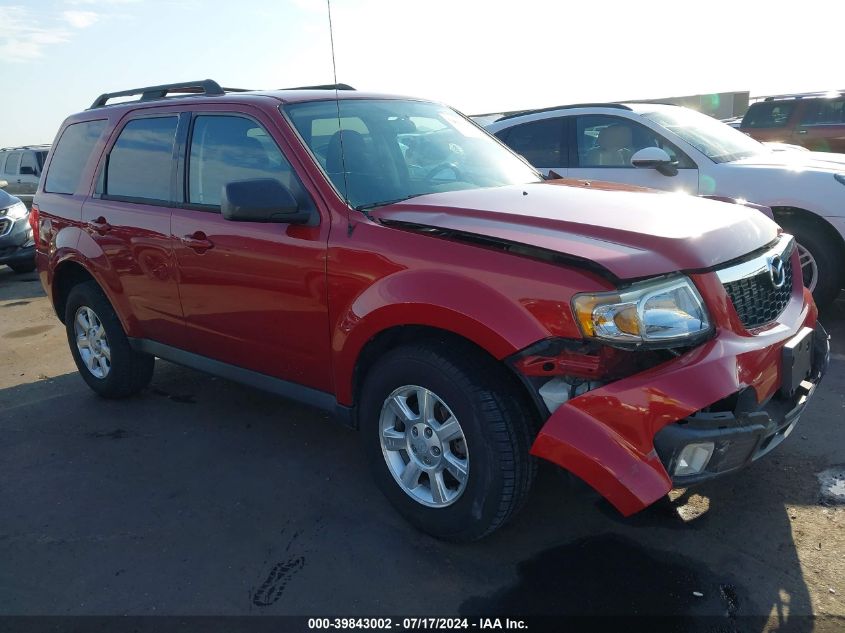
654,324,829,486
529,314,830,517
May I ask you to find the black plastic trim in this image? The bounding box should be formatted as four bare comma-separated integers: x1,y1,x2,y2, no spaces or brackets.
129,338,356,428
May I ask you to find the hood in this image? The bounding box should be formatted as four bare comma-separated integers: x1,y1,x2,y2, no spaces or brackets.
371,179,778,281
0,188,19,209
731,151,845,172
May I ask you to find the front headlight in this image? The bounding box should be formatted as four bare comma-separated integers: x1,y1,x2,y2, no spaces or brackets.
572,275,711,347
1,201,28,221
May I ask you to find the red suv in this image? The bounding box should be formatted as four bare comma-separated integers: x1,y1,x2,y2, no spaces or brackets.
33,81,829,541
740,91,845,152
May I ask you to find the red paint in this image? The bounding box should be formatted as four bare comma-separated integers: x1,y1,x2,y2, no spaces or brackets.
32,90,822,517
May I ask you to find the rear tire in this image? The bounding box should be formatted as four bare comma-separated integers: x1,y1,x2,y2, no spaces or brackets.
359,339,536,541
65,281,154,398
779,218,844,309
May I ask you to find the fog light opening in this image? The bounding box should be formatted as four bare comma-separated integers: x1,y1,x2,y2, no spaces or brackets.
674,442,715,477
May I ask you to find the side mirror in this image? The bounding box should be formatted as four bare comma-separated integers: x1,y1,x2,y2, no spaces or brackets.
221,179,310,224
631,147,678,176
19,166,37,176
0,180,7,189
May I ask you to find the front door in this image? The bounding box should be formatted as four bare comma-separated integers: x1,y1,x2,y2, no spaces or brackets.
171,110,332,392
567,114,700,193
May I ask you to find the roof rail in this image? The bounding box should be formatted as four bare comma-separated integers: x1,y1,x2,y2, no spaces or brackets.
496,102,631,122
0,144,51,151
279,83,355,91
89,79,251,109
759,90,844,102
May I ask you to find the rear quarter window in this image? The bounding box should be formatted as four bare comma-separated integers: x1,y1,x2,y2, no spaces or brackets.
45,120,108,194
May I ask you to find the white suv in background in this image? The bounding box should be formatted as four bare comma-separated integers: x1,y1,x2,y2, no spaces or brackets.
486,104,845,308
0,145,50,209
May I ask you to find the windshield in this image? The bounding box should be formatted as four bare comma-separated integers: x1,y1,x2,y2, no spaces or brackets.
641,107,767,164
285,99,540,209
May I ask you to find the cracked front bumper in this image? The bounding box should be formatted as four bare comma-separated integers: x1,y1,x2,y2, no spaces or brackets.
529,298,828,516
654,323,829,486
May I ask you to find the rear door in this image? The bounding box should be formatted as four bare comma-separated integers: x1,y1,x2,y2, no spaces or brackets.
495,117,567,177
82,113,186,347
567,114,699,193
17,151,41,207
792,97,845,152
171,108,332,392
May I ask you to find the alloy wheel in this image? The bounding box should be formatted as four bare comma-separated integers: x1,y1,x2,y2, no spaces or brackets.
73,306,111,379
796,242,818,292
379,385,469,508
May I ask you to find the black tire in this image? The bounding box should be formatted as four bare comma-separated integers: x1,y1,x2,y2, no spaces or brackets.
359,338,536,542
9,262,36,274
65,280,154,398
779,218,844,310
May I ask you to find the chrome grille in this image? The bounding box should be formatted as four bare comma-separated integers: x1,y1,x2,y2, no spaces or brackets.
716,235,795,330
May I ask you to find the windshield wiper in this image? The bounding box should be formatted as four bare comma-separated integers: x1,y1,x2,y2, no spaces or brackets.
355,193,428,212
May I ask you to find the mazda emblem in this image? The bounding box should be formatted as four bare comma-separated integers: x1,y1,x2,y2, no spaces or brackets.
768,255,786,289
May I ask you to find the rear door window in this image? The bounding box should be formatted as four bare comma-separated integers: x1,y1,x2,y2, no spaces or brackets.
501,118,565,168
800,98,845,125
45,120,108,194
20,151,38,176
105,116,178,202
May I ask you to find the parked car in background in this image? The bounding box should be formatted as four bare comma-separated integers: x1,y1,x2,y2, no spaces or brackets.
32,80,828,541
0,145,50,209
740,91,845,153
486,103,845,307
0,187,36,273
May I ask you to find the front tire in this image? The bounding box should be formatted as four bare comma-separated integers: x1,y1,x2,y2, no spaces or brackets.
359,339,536,541
65,281,154,398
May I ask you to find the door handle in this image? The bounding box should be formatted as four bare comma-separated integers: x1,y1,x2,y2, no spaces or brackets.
182,232,214,253
16,179,22,183
88,217,112,235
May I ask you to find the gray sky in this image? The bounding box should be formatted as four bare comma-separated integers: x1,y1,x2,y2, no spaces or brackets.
0,0,841,147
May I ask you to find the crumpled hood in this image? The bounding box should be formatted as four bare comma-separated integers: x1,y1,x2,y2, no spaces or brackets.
371,180,778,281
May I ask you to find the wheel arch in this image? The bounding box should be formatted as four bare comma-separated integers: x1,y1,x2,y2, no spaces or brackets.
51,258,137,336
349,324,542,433
771,206,845,270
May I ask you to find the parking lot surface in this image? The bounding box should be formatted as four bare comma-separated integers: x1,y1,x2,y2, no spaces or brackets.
1,267,843,631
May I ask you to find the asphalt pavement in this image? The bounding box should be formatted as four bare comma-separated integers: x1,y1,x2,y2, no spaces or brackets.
1,267,843,632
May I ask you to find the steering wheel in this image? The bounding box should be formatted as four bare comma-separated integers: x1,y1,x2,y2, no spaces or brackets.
425,163,463,183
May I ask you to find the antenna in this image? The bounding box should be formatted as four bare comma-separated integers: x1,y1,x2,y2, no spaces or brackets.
326,0,351,213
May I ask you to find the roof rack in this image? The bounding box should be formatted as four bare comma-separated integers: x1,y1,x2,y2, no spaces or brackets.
760,90,844,102
279,83,355,91
89,79,251,109
496,102,631,122
0,144,51,151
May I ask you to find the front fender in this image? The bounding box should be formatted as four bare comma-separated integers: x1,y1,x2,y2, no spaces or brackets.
332,269,552,405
